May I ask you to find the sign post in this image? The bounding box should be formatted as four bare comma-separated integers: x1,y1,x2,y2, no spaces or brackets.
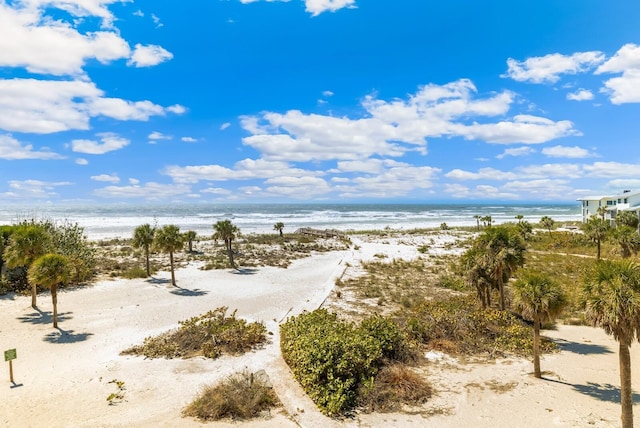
4,349,16,384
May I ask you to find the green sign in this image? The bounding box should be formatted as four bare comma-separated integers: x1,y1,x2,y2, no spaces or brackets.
4,349,16,361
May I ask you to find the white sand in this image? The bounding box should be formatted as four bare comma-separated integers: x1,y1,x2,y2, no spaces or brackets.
1,236,639,427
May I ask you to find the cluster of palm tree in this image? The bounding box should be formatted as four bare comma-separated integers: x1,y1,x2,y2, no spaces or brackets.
1,223,74,328
582,212,640,260
473,215,493,230
132,220,243,284
463,217,640,427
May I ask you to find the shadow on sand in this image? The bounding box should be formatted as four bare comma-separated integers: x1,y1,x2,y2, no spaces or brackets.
146,277,172,286
170,286,208,297
553,338,613,355
232,268,258,276
17,308,72,325
43,327,93,344
543,377,640,403
0,292,16,301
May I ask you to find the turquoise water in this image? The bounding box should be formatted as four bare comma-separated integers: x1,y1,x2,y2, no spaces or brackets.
0,203,581,240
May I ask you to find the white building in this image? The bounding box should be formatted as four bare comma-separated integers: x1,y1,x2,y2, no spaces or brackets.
577,190,640,224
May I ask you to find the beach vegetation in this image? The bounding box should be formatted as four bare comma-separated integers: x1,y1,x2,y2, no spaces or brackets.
182,370,280,421
399,295,554,357
122,307,266,359
512,270,567,378
539,216,555,237
132,224,155,277
610,225,640,259
616,211,639,229
582,259,640,428
357,363,432,413
122,267,149,279
184,230,197,253
273,222,284,237
213,220,239,268
153,224,183,286
106,379,126,405
463,225,526,310
582,215,610,260
4,223,52,307
27,253,72,328
280,309,420,416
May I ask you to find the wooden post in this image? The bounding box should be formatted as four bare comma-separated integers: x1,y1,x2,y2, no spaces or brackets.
4,349,16,384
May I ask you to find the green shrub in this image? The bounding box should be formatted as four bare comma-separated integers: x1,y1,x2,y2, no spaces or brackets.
123,307,266,359
399,295,554,357
183,370,280,421
122,267,148,279
280,309,411,416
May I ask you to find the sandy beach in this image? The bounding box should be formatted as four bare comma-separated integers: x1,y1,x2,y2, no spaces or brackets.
1,233,639,427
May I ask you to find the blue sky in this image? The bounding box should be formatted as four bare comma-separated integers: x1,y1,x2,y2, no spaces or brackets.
2,0,640,204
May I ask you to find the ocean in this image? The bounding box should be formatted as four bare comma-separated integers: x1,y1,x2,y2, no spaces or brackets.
0,203,582,240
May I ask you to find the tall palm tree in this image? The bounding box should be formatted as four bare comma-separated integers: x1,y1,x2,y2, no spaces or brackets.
214,220,239,268
4,224,52,308
132,224,155,277
154,225,183,286
273,222,285,237
539,216,555,238
583,260,640,428
473,215,482,231
512,270,566,378
582,215,610,260
184,230,197,253
28,254,71,328
461,246,492,308
477,225,526,310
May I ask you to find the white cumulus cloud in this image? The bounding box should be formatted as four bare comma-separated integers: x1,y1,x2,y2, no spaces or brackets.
71,133,129,154
90,173,120,183
567,89,594,101
127,44,173,68
503,51,604,84
596,43,640,104
0,134,63,160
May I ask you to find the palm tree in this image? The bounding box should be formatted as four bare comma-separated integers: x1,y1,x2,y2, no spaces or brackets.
4,224,52,308
461,246,492,308
28,254,71,328
515,214,524,223
132,224,155,277
214,220,239,268
512,270,566,378
611,226,640,259
154,225,183,286
477,225,526,310
184,230,197,252
539,216,555,238
582,215,610,260
583,260,640,428
616,210,639,229
473,215,482,231
273,222,285,237
597,206,608,221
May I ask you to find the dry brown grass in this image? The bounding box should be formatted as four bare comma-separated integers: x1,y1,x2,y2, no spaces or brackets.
182,370,281,421
358,364,433,413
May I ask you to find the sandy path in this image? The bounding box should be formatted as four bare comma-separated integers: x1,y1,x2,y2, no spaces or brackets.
0,251,348,428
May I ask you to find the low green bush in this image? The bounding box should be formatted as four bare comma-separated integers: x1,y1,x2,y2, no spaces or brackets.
399,295,554,357
123,307,266,359
122,267,148,279
280,309,413,416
